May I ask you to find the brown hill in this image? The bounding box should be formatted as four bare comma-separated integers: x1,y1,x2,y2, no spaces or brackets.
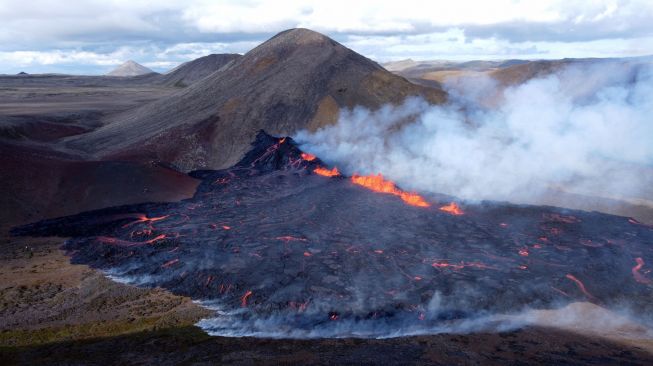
66,28,446,171
158,54,242,87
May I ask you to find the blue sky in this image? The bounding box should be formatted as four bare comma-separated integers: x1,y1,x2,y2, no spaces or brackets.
1,0,652,74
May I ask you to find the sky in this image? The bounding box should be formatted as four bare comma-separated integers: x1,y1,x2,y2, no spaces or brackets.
1,0,652,74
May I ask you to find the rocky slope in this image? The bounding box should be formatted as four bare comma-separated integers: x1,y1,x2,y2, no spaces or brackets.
158,54,242,87
66,28,447,171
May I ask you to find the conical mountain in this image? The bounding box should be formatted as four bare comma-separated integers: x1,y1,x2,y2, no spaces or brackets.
107,60,155,77
71,28,447,170
159,54,242,87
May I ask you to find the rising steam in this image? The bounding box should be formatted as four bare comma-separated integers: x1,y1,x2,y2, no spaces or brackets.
296,61,653,205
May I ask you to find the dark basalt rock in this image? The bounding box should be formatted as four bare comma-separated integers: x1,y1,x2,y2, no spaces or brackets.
13,131,653,337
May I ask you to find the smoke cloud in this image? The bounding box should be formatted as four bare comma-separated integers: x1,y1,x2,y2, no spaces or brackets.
296,61,653,205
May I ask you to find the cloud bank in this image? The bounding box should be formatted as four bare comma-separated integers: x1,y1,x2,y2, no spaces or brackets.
296,61,653,204
1,0,653,74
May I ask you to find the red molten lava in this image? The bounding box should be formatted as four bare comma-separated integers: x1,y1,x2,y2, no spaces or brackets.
351,174,430,208
97,233,167,247
301,152,316,161
565,274,597,301
439,202,464,215
632,257,652,284
431,260,494,270
241,290,253,307
121,214,170,228
161,258,179,268
314,166,340,177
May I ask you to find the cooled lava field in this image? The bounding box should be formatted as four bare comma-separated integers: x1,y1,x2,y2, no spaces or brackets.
13,131,653,338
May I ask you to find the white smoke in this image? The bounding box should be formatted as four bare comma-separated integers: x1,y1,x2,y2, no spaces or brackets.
296,61,653,205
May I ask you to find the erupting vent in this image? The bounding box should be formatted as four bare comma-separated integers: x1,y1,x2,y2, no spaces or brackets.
12,131,653,338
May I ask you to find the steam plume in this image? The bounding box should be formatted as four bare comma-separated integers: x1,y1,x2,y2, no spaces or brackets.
296,61,653,205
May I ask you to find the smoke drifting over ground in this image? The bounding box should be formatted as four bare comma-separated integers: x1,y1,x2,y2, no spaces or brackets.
296,62,653,204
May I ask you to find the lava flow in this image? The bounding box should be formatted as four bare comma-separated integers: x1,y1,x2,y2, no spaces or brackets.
439,202,464,215
12,131,653,338
301,152,316,161
351,173,430,207
565,274,597,302
632,257,652,284
314,166,340,177
241,290,253,307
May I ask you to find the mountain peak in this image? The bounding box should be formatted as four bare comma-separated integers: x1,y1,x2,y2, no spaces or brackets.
248,28,339,57
107,60,154,77
271,28,333,44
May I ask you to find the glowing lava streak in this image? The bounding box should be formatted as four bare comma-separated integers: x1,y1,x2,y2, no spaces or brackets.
161,258,179,268
121,214,170,228
439,202,464,215
432,260,494,270
314,166,340,177
97,234,167,247
565,274,597,301
632,258,652,284
351,174,430,208
241,290,253,307
301,152,316,161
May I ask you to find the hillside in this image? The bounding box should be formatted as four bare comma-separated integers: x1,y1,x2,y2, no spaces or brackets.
67,28,447,171
158,54,242,87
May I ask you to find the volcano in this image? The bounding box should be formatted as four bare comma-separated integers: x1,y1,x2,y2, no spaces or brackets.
107,60,156,77
65,28,447,171
14,131,653,338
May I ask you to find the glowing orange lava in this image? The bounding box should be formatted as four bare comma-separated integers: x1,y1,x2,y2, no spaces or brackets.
145,234,167,244
632,257,652,284
314,166,340,177
439,202,464,215
121,214,170,228
565,274,597,301
301,152,316,161
241,290,253,307
432,260,494,270
351,173,430,207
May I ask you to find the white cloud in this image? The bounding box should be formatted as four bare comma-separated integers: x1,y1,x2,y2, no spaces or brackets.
0,0,652,73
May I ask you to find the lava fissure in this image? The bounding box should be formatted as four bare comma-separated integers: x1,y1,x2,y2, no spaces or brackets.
11,131,653,338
